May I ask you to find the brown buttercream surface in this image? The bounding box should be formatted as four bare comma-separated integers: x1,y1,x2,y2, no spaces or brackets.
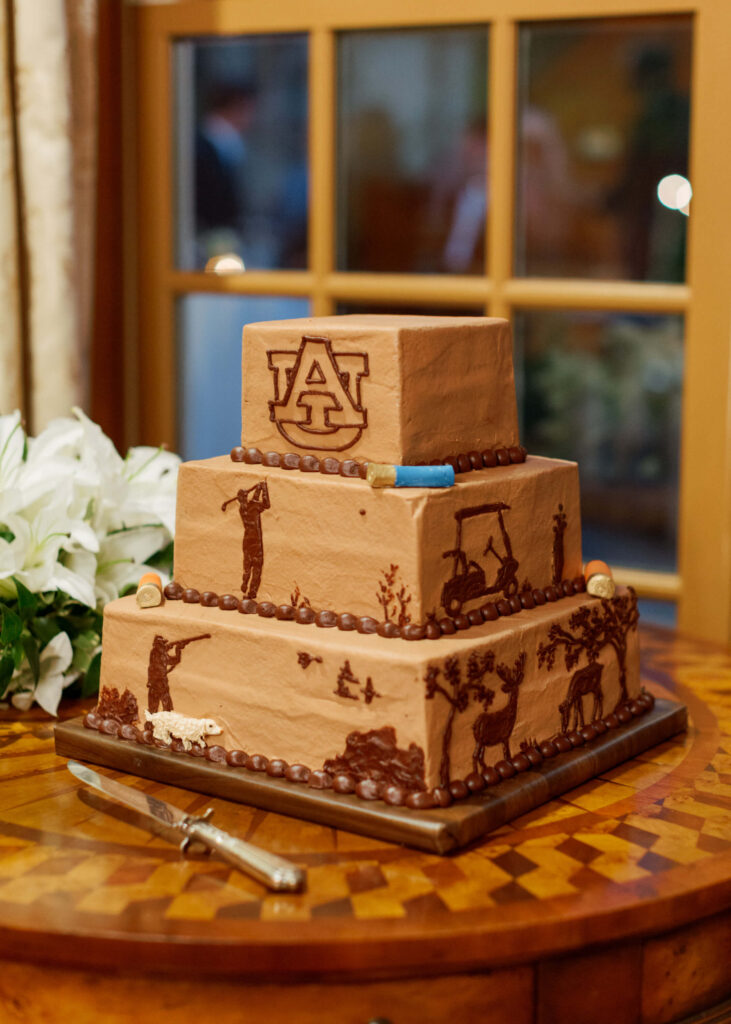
173,455,582,621
99,589,640,789
242,315,519,464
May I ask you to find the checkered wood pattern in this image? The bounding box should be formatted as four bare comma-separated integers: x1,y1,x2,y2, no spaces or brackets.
0,627,729,936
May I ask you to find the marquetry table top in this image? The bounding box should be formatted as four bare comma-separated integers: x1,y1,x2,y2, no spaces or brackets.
0,624,729,979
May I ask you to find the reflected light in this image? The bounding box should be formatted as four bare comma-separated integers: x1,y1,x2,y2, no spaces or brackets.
205,253,246,274
657,174,692,216
576,125,623,162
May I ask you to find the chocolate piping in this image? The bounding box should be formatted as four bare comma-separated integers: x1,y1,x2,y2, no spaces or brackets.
230,444,528,476
163,575,588,641
267,335,368,453
84,689,654,808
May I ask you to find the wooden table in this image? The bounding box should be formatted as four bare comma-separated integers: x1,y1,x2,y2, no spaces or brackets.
0,625,729,1024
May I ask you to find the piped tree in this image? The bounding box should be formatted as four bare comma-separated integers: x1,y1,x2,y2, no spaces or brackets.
537,589,639,709
376,564,412,628
425,650,495,786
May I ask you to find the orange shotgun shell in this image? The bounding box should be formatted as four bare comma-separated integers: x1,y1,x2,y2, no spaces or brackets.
584,560,616,599
136,572,163,609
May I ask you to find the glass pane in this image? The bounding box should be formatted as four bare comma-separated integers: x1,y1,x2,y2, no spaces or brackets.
638,599,676,629
516,17,692,282
174,36,308,272
337,27,489,274
177,294,311,460
336,302,485,316
514,310,682,572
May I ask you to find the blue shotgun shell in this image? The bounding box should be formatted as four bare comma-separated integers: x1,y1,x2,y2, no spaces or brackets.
394,464,455,488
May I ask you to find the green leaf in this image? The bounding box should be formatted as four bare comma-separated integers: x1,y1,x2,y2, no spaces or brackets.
0,528,14,544
22,634,40,684
62,676,83,701
31,615,63,646
13,577,39,621
29,602,102,651
0,652,15,696
11,639,25,669
0,606,23,646
82,651,101,698
71,629,101,673
146,540,174,571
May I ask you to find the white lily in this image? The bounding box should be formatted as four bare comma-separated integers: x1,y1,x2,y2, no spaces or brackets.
10,631,77,716
95,525,171,605
27,411,121,527
0,504,99,607
120,445,180,537
0,412,25,488
0,413,28,520
0,407,179,713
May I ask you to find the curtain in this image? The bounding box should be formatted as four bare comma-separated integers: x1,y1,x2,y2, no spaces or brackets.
0,0,97,431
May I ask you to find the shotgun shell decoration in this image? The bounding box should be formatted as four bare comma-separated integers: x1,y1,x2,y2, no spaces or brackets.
136,572,164,609
366,463,455,488
584,559,616,599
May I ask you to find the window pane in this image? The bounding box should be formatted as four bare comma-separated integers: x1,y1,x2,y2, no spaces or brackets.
337,26,489,274
514,310,682,572
516,17,692,282
174,36,308,272
336,302,485,316
177,294,311,460
638,600,676,629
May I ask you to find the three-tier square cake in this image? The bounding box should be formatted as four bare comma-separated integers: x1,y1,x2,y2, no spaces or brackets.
84,315,655,819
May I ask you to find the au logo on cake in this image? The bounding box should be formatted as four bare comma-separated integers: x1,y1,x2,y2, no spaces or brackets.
267,335,369,451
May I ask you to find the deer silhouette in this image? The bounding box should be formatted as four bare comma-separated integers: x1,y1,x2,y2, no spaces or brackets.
472,652,527,770
559,662,604,733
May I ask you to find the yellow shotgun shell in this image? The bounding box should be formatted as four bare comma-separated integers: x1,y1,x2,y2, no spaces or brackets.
366,463,397,488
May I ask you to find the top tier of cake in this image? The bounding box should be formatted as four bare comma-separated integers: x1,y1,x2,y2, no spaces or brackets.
241,315,519,465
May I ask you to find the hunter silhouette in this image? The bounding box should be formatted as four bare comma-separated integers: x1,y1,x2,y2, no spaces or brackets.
146,633,211,713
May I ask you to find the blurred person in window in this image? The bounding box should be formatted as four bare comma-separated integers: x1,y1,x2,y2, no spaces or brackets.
195,79,258,262
437,111,573,274
518,107,575,272
440,119,488,274
607,46,690,281
342,107,404,271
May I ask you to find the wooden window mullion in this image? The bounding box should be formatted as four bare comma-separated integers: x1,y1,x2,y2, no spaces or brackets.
309,26,336,316
487,16,516,320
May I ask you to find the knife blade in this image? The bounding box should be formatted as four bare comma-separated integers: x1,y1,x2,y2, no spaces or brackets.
67,760,306,892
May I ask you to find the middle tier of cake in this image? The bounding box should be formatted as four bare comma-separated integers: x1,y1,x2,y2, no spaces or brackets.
173,455,582,624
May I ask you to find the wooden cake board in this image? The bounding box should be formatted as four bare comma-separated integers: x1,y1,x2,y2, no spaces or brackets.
54,698,687,855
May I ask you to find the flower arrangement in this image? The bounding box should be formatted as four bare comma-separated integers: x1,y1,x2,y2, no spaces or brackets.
0,409,179,715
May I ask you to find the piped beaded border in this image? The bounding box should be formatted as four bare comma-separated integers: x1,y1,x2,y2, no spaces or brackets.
230,444,528,477
83,690,654,810
162,575,588,641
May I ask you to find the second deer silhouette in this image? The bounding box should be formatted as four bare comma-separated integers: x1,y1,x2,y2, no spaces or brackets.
558,662,604,733
472,652,527,769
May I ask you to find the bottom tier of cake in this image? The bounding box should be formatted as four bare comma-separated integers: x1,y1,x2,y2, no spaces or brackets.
93,586,644,807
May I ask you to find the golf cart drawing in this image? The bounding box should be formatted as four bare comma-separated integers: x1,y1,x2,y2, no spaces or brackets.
440,502,519,616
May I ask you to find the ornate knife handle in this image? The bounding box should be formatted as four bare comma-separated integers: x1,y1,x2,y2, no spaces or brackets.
180,811,306,892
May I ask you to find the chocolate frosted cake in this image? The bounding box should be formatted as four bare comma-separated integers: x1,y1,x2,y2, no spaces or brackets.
90,315,650,809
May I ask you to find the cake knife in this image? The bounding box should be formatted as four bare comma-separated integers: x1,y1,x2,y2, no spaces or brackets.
67,760,306,892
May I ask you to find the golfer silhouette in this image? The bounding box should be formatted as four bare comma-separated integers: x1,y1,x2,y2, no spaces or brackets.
552,503,567,586
221,480,271,598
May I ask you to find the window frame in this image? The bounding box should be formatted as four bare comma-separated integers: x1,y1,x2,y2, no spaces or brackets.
128,0,731,644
